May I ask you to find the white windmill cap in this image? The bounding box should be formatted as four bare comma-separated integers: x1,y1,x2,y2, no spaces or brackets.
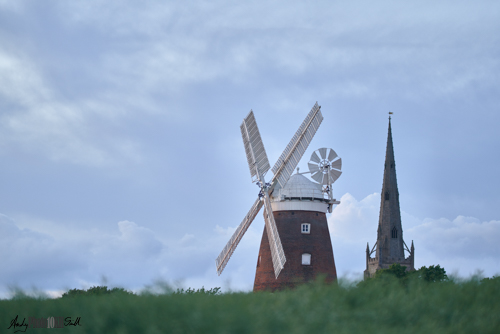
271,174,329,213
278,174,323,198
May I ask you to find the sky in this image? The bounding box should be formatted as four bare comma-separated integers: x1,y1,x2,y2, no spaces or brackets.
0,0,499,297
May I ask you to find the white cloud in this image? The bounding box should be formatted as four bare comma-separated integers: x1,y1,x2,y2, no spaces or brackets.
0,51,142,167
0,0,24,12
329,192,379,242
407,216,500,276
328,193,500,278
0,214,167,292
1,0,498,169
2,191,499,297
0,0,499,295
409,216,500,258
0,214,85,288
50,0,500,100
0,213,262,295
90,220,163,259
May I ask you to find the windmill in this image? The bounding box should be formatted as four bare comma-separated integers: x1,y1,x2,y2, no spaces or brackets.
215,102,342,290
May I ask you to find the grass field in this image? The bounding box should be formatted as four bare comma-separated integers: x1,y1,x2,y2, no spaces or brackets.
2,276,499,333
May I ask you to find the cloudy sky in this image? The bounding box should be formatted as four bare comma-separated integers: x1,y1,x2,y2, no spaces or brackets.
1,0,499,297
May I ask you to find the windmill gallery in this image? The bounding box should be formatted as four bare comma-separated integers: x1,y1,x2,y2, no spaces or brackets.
215,104,414,291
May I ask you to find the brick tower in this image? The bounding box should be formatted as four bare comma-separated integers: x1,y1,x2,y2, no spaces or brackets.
254,174,338,291
365,117,414,278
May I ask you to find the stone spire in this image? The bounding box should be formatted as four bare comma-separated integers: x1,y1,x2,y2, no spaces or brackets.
376,117,404,261
365,116,414,278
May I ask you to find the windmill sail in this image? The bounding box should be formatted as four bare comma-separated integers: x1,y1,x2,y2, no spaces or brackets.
271,102,323,188
216,103,324,278
262,193,286,278
216,198,263,275
241,111,270,182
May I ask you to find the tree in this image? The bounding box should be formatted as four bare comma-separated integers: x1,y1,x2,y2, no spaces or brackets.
374,263,408,279
412,265,448,282
174,287,221,295
481,276,500,283
366,264,448,286
61,286,134,298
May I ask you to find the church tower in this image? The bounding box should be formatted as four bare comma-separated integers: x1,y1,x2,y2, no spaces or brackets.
365,116,414,278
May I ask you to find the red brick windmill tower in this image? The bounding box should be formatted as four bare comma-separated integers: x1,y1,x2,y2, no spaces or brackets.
215,103,342,291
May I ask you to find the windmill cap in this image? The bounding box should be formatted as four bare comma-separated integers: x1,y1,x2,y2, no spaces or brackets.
271,174,330,213
277,174,323,198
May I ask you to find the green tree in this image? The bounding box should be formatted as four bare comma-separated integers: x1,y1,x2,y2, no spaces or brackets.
174,286,221,295
62,286,134,298
481,275,500,283
365,264,448,287
374,263,408,279
412,265,448,282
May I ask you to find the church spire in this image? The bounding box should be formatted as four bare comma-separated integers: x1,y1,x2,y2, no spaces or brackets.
376,116,404,260
365,115,415,278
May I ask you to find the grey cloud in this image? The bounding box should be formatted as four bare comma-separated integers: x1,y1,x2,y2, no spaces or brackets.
328,193,500,278
0,213,262,294
408,216,500,259
0,214,85,286
0,0,498,294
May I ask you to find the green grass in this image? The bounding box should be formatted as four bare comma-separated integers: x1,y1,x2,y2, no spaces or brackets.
2,277,500,333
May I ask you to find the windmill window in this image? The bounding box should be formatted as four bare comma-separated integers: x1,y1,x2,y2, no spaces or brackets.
301,223,311,234
391,227,398,238
302,253,311,265
385,192,390,201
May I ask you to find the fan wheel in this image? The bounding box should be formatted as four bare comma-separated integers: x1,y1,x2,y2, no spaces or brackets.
307,148,342,185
